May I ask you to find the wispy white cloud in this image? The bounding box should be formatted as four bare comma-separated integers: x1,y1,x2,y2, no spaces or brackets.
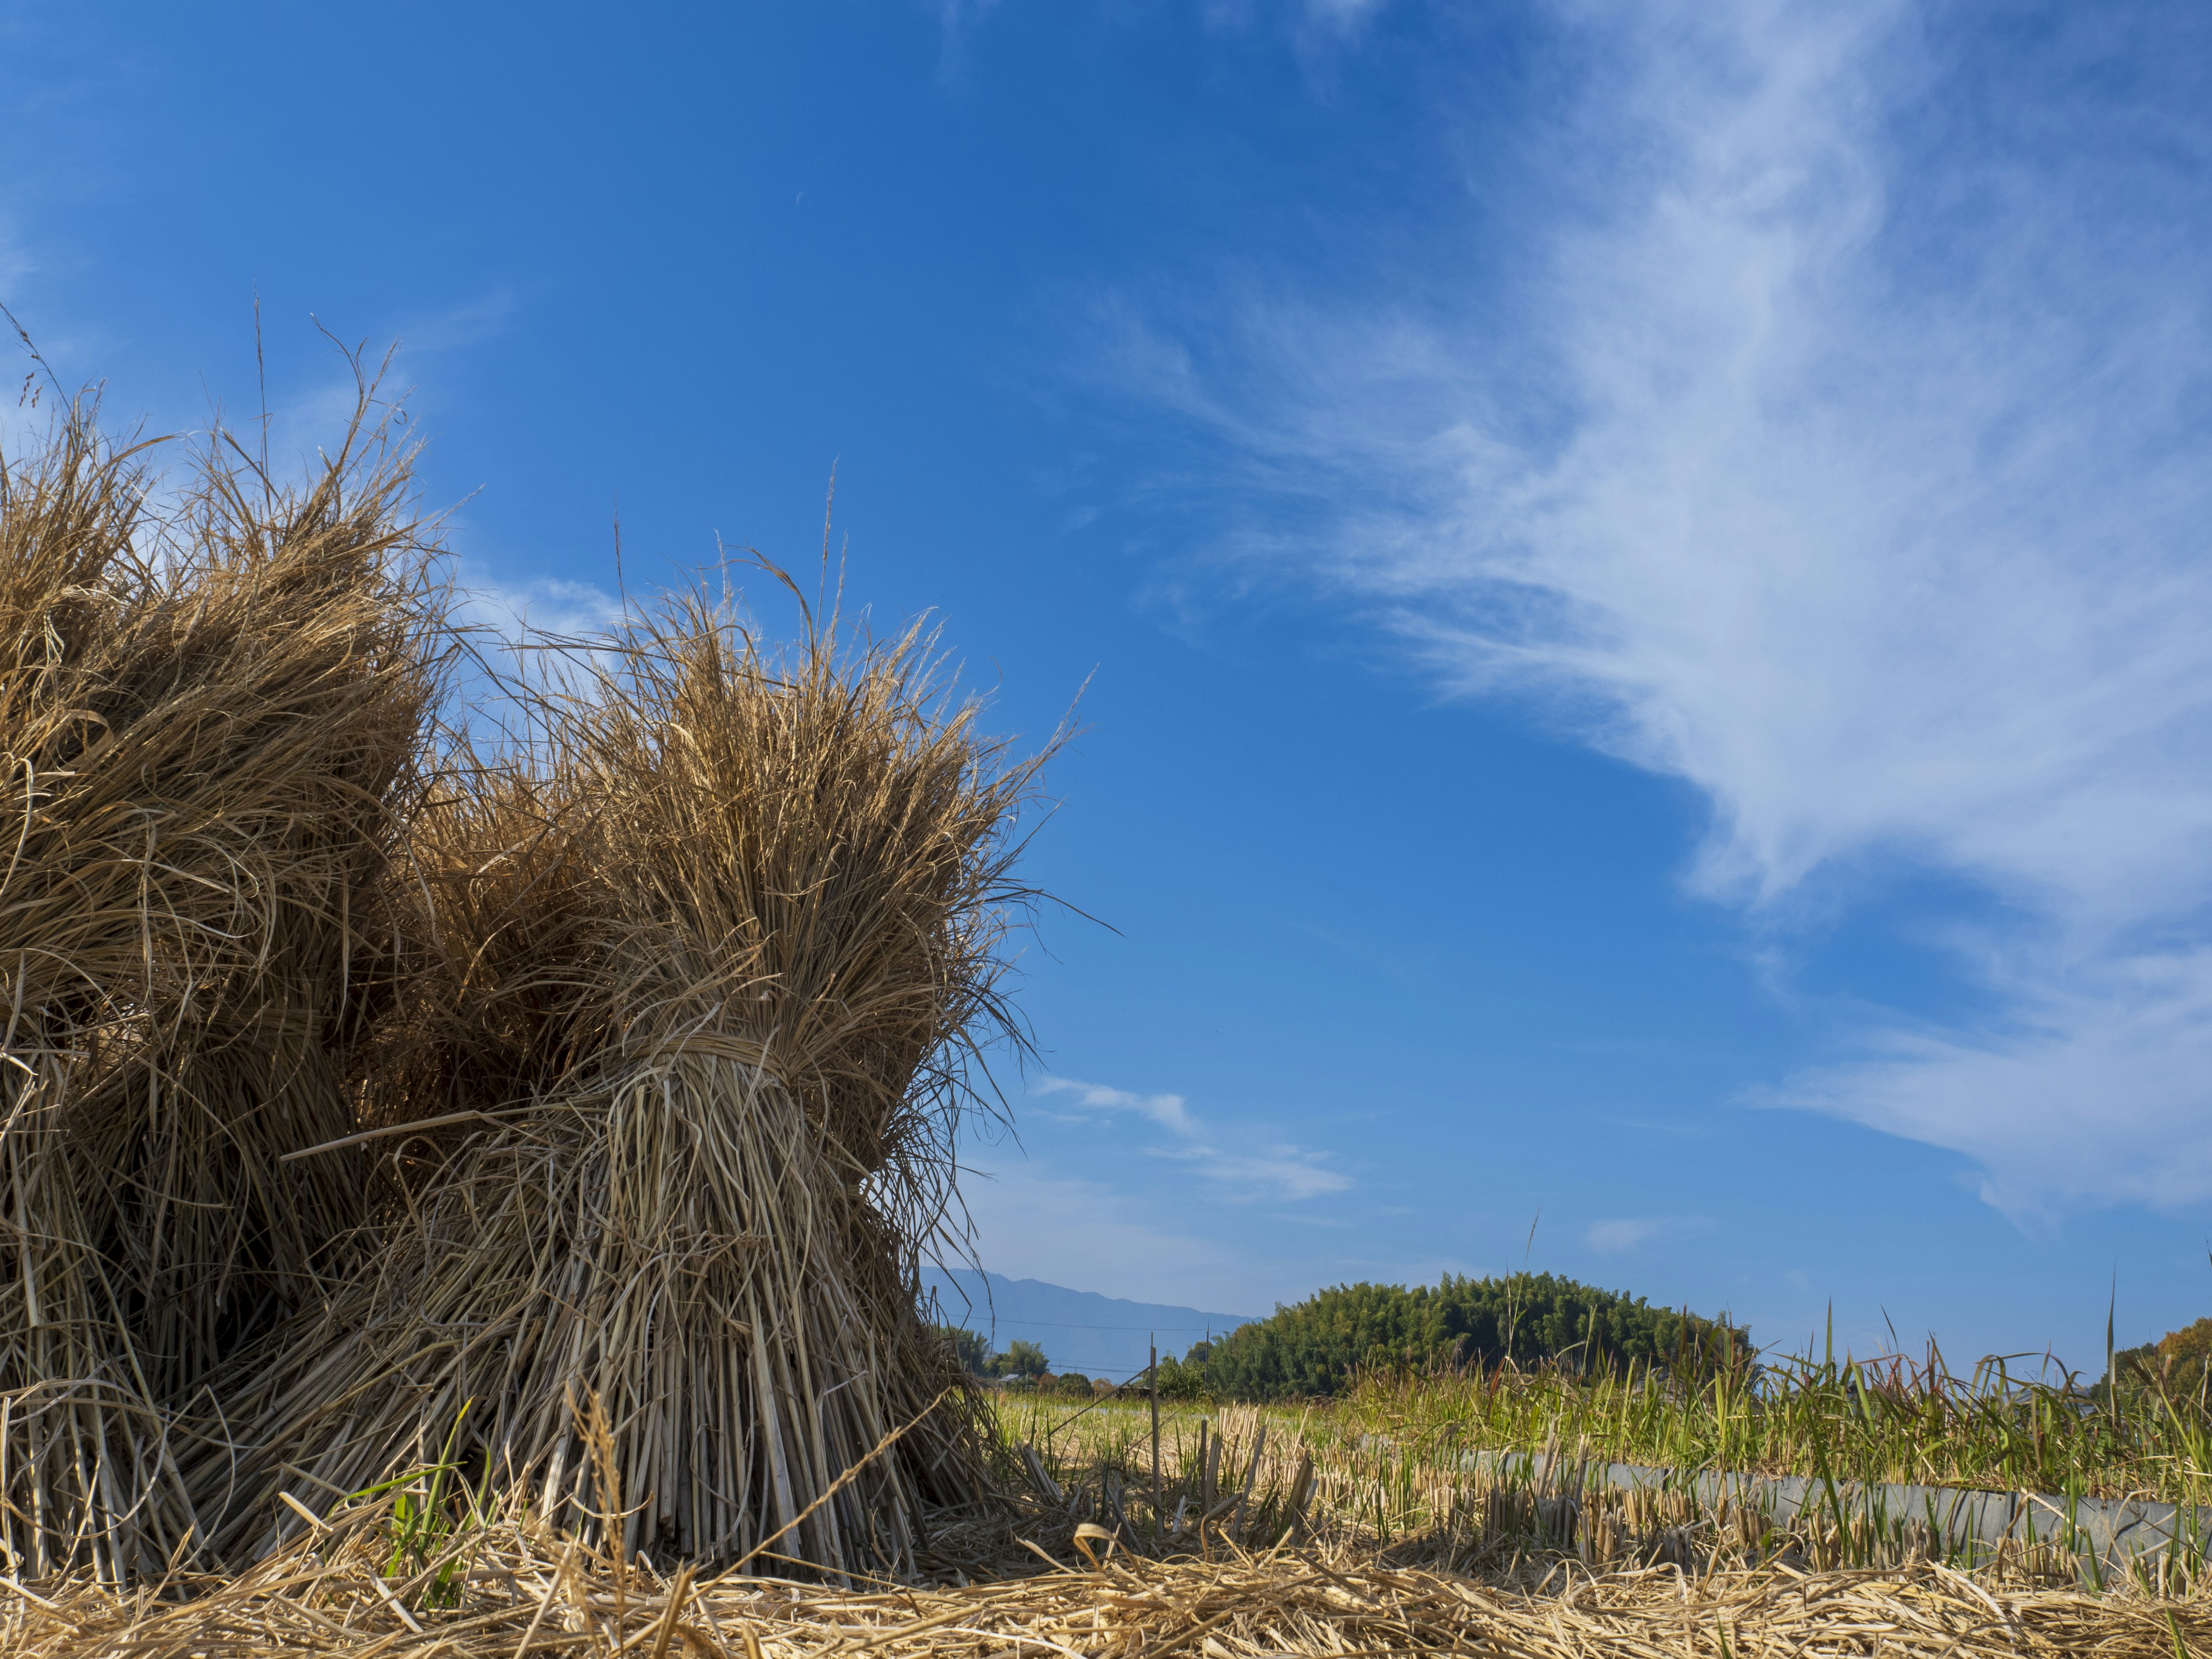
392,289,517,357
1585,1215,1714,1255
1032,1074,1351,1200
1585,1219,1663,1255
1033,1075,1198,1136
1299,0,1389,37
440,567,638,733
931,0,1006,86
1764,952,2212,1223
1100,1,2212,1216
1153,1139,1352,1200
453,571,628,647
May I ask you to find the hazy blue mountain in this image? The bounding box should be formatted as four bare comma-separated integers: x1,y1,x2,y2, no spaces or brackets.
920,1267,1255,1381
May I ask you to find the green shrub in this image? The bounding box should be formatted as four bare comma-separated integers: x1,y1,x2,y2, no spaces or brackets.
2158,1319,2212,1396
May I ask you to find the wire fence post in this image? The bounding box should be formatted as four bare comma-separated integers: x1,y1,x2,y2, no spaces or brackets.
1150,1335,1163,1536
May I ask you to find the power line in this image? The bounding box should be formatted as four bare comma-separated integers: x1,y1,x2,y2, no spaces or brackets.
930,1316,1240,1334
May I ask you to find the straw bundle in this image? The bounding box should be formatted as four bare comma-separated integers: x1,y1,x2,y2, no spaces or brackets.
0,395,441,1580
185,589,1043,1575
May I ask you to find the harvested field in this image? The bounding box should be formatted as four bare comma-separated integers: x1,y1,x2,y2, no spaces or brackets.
998,1392,2212,1593
5,385,2202,1654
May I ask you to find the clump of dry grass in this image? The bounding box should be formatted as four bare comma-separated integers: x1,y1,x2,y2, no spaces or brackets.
179,582,1049,1577
0,380,444,1581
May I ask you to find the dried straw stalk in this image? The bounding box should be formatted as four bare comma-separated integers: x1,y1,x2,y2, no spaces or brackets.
186,587,1047,1576
0,386,444,1581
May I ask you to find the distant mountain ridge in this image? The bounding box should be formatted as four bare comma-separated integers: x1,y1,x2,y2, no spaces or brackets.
920,1267,1256,1382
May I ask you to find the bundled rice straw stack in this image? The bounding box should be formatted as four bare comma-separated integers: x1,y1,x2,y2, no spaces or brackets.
0,393,441,1581
2,368,1037,1585
183,584,1043,1577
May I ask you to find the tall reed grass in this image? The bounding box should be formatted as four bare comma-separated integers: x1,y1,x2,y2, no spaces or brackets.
1330,1343,2212,1505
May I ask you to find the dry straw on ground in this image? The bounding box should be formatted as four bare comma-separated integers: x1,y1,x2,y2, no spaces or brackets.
1,1509,2205,1658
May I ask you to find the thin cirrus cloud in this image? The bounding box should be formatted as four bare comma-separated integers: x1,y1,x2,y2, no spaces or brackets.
453,573,628,649
1032,1076,1199,1137
1194,0,1389,38
1032,1076,1351,1200
1096,1,2212,1218
1585,1217,1716,1256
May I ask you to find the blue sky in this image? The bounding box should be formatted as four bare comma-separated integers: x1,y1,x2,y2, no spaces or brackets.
5,1,2210,1372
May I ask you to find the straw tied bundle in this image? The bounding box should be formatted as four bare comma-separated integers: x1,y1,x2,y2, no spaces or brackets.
0,399,1038,1585
185,594,1035,1576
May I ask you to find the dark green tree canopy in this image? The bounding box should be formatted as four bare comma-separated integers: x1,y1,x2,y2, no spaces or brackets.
1198,1274,1751,1402
991,1338,1050,1379
1154,1351,1208,1400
